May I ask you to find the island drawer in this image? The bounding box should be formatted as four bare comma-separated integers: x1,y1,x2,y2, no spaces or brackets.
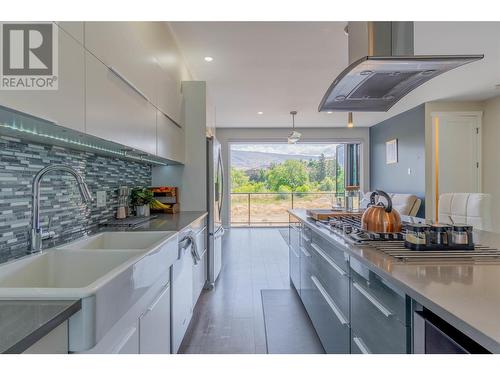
289,245,300,292
301,225,312,244
349,257,407,325
310,231,349,273
350,278,408,353
307,274,350,353
308,241,349,318
289,223,301,251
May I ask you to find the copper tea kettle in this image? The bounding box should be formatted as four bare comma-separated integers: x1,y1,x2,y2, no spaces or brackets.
361,190,402,233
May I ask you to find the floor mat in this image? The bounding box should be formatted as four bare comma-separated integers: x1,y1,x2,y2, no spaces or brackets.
261,289,325,354
279,229,289,245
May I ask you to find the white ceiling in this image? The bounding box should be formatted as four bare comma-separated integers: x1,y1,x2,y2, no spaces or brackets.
169,21,500,128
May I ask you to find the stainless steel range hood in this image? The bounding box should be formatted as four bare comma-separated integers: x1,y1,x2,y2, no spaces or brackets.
319,22,483,112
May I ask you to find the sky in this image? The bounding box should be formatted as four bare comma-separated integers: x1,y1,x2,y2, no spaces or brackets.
230,143,340,157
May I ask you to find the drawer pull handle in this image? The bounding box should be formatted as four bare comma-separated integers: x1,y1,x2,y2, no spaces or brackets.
310,275,348,326
300,246,311,257
353,336,371,354
352,282,393,318
109,66,151,102
289,245,300,258
310,243,347,277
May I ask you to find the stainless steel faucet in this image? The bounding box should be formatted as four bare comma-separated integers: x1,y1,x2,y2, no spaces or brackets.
31,164,93,253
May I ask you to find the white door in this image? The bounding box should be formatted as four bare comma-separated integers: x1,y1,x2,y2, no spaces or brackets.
431,112,482,218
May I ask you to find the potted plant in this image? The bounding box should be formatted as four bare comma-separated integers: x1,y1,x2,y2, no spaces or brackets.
131,188,154,217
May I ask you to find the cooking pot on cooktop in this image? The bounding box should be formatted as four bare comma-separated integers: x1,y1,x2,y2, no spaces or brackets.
361,190,402,233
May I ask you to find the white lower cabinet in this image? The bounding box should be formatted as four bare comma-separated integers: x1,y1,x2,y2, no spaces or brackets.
171,245,194,354
192,251,207,306
113,324,139,354
139,284,171,354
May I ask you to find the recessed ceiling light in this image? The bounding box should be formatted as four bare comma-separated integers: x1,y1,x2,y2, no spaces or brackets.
204,56,213,62
257,111,263,115
327,111,333,114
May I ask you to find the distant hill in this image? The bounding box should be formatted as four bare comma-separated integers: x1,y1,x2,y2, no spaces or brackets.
231,150,323,170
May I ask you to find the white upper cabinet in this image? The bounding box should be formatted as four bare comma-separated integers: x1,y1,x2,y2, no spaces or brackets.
56,22,84,44
134,22,185,126
0,24,85,132
84,22,157,104
156,109,185,163
85,51,157,155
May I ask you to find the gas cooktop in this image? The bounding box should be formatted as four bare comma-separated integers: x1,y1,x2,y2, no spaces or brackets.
313,216,500,263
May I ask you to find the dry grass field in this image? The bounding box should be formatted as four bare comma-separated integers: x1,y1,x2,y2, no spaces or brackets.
231,193,342,226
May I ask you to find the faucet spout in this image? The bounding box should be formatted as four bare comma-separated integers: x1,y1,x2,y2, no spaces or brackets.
31,164,93,253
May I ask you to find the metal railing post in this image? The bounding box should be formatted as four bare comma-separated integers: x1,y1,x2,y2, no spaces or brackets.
248,193,251,226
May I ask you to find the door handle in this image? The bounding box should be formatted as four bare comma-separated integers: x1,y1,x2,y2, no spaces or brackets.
353,336,371,354
310,243,347,277
109,66,150,102
352,282,393,318
300,246,311,257
310,275,348,326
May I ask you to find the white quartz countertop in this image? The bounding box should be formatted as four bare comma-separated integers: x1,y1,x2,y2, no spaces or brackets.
289,209,500,353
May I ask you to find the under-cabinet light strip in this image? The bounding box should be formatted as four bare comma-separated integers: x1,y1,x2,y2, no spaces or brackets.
0,122,167,166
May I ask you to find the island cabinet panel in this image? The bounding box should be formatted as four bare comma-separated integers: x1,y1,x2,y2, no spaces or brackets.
289,223,301,291
298,226,350,353
290,218,413,354
309,234,349,318
349,257,409,354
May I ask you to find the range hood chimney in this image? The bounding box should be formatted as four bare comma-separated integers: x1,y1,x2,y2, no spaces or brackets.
319,22,483,112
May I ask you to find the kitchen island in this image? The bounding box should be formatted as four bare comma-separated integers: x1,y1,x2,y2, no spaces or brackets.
289,208,500,353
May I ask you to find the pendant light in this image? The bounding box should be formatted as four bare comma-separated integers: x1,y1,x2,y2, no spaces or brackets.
347,112,354,128
287,110,301,144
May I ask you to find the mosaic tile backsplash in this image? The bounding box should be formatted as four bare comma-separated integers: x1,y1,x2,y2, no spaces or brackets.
0,135,152,263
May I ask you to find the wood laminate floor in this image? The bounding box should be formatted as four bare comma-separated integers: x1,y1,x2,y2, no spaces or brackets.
179,227,293,354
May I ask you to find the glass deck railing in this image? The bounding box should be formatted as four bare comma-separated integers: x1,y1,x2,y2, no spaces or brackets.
230,192,345,226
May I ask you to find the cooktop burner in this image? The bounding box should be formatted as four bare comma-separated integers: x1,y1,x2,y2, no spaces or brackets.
319,215,406,242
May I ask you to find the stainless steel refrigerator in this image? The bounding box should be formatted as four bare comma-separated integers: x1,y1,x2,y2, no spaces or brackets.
206,136,225,289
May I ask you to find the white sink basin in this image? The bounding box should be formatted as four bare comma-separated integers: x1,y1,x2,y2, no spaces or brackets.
0,230,179,351
59,231,174,251
0,250,143,290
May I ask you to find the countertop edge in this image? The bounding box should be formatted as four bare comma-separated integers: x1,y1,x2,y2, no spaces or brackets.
2,299,82,354
177,212,208,231
289,209,500,353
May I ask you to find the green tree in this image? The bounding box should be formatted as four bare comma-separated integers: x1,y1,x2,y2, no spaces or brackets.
307,159,320,182
318,153,327,182
319,177,335,191
266,160,309,192
231,168,249,191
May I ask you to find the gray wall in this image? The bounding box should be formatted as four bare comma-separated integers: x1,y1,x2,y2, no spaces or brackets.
370,104,425,217
215,126,371,227
0,135,151,263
